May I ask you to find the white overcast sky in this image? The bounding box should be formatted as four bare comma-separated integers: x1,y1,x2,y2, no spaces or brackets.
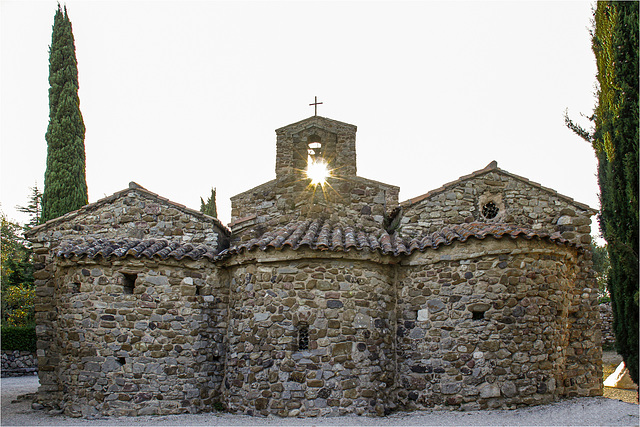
1,0,599,232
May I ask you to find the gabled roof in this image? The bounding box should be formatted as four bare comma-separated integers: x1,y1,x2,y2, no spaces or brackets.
219,219,575,258
275,115,357,134
25,182,231,238
402,161,595,213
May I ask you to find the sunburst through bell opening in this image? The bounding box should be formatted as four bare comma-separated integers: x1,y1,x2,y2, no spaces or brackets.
306,160,330,186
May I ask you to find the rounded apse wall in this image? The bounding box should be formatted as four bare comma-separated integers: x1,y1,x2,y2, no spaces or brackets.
223,250,396,417
395,237,582,410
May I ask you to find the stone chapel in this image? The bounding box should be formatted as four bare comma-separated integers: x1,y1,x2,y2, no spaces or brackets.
26,115,603,418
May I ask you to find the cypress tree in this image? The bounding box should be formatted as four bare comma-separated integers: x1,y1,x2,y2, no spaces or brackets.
595,1,639,385
567,1,639,384
41,5,88,223
200,188,218,218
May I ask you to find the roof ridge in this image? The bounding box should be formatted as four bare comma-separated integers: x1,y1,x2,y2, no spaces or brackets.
402,161,497,206
26,184,231,237
275,115,357,133
401,162,595,213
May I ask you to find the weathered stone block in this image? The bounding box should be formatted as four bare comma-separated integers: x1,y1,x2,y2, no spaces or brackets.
479,383,501,398
254,313,270,322
426,299,445,313
332,342,352,357
326,300,343,309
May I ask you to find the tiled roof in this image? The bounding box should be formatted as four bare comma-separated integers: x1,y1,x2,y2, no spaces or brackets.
56,221,574,262
57,238,218,261
220,219,573,258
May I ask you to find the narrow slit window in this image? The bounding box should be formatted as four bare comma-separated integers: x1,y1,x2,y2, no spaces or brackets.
298,324,309,351
306,136,330,186
307,135,323,163
308,141,323,161
122,273,137,294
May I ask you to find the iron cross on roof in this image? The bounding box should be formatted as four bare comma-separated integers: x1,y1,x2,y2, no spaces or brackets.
309,96,323,116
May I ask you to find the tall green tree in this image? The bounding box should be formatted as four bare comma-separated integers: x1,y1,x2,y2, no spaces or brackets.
1,210,35,327
41,5,88,223
16,184,43,231
200,188,218,218
567,1,638,384
0,213,33,290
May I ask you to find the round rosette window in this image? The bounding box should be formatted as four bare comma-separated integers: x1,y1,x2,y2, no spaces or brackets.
482,201,499,219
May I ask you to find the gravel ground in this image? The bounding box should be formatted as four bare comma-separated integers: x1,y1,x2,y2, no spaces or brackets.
2,375,638,427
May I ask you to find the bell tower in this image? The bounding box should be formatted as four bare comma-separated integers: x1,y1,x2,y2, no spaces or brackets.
274,116,358,180
230,113,399,237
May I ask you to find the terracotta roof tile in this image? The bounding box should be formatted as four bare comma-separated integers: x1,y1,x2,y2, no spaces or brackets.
220,219,574,258
345,227,357,249
56,221,575,262
57,238,218,261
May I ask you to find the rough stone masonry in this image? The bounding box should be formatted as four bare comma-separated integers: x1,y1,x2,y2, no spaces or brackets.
26,115,602,418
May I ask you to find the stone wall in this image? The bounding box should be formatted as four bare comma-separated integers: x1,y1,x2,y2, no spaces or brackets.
400,165,594,247
40,256,227,417
25,184,230,417
27,230,603,418
564,247,602,397
1,350,38,377
221,250,397,416
599,302,615,348
399,164,601,402
394,237,601,410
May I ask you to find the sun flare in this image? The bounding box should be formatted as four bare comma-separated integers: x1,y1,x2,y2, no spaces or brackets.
306,160,330,186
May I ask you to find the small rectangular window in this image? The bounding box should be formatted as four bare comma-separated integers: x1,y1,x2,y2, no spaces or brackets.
122,273,137,294
468,303,490,321
471,310,485,320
